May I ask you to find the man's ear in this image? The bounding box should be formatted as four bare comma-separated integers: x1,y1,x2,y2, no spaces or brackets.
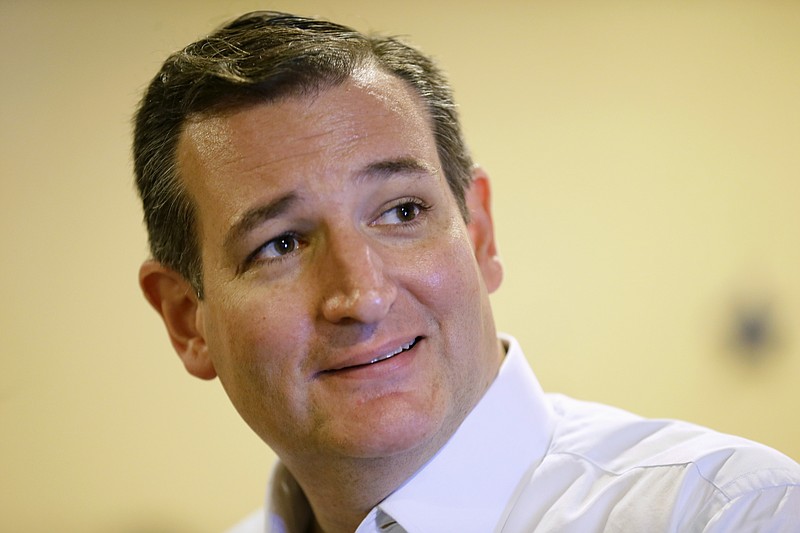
465,167,503,293
139,261,217,380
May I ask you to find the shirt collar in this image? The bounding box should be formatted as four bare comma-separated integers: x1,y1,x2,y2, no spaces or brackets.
375,334,555,533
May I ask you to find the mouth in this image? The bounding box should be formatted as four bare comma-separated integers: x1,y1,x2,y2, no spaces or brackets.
325,336,422,374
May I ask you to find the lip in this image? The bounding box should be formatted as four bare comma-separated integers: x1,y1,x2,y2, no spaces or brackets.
317,336,423,377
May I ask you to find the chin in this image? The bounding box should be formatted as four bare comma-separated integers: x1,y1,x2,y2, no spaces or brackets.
331,397,461,462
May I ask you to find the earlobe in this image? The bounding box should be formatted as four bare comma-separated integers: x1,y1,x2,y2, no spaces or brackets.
139,261,217,380
465,168,504,294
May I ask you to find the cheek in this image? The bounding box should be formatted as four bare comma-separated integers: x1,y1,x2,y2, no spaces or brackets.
217,281,309,348
404,226,483,319
205,296,313,447
205,288,309,398
417,227,493,366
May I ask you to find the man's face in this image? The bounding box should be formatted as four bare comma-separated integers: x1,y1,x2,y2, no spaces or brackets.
174,69,503,466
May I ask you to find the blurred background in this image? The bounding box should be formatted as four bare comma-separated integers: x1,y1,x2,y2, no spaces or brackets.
2,0,798,531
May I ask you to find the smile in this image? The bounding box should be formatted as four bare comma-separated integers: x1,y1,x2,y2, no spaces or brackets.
368,337,420,365
326,336,422,373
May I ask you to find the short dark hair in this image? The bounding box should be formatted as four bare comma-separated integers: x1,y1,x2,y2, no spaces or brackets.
133,11,473,297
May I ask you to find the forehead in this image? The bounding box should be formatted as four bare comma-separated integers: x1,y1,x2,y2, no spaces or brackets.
178,69,434,179
175,68,440,240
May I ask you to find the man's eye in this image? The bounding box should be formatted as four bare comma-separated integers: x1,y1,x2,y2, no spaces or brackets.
395,203,420,222
375,201,428,225
259,234,300,258
239,233,304,273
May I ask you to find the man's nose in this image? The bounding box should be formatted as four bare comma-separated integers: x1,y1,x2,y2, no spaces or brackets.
317,230,397,324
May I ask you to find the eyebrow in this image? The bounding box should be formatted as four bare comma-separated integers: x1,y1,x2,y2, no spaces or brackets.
223,193,297,253
222,156,438,252
356,157,438,181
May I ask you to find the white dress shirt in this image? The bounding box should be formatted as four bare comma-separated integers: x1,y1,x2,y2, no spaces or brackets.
228,335,800,532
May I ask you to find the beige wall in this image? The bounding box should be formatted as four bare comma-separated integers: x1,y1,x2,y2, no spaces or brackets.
2,1,798,531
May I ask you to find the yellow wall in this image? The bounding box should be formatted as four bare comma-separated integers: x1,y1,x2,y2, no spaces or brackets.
2,1,798,531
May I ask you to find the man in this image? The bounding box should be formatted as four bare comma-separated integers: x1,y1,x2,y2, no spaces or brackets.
133,11,800,533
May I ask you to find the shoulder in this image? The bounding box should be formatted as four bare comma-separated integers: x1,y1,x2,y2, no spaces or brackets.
546,393,799,483
528,394,800,529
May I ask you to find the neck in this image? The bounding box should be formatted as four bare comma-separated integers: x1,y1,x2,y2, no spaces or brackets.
287,442,438,533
